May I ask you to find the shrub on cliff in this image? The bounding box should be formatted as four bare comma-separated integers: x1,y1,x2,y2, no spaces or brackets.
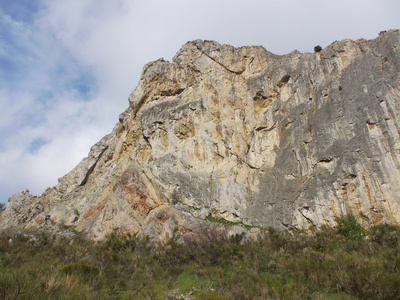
335,213,366,240
314,45,323,52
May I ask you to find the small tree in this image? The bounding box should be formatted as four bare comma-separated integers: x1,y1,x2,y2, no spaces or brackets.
314,45,322,53
335,213,365,240
0,203,5,211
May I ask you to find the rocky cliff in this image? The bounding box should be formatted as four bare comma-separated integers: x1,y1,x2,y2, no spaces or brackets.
2,30,400,241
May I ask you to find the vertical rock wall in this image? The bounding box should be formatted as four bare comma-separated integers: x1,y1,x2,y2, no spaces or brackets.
1,30,400,240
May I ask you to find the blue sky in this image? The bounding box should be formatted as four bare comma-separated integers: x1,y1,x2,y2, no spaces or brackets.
1,0,400,204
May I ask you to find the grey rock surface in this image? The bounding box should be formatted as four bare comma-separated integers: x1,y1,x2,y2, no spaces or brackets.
1,30,400,240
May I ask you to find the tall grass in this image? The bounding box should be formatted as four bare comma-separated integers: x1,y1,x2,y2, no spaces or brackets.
1,220,399,299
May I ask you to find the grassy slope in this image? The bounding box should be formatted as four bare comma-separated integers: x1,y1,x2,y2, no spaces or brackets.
1,218,400,299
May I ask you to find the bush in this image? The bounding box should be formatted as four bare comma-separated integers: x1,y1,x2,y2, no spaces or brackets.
314,45,323,53
368,223,400,248
335,214,365,240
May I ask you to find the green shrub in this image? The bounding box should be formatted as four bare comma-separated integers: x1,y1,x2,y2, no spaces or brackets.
314,45,323,53
368,223,400,248
335,214,365,240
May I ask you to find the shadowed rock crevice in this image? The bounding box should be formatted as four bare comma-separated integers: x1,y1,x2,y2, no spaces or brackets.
80,146,109,186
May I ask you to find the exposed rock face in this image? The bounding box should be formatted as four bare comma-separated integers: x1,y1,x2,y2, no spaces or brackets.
2,30,400,240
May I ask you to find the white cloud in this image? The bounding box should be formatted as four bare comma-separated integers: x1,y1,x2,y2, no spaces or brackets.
1,0,400,203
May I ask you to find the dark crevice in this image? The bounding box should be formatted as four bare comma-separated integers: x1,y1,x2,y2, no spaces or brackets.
143,134,152,147
160,88,185,97
253,91,268,101
196,46,245,75
318,157,333,163
277,75,291,87
80,146,109,186
231,152,259,170
255,125,276,132
298,209,315,226
133,93,151,119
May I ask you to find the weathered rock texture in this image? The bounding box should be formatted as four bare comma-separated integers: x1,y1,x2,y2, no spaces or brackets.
2,30,400,240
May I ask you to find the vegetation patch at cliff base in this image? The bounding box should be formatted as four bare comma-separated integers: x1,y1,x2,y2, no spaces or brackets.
1,218,400,299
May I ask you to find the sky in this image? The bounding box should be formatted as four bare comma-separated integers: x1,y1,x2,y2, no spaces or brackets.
0,0,399,204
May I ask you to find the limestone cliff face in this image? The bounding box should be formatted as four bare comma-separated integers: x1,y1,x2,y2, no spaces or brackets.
2,30,400,240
